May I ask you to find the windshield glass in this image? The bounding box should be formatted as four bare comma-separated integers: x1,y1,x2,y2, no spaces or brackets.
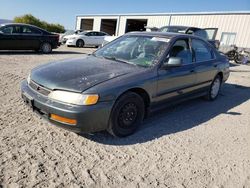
78,31,87,35
94,35,169,67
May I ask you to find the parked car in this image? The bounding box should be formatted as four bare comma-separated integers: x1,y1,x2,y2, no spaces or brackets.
0,23,60,53
102,35,119,46
154,25,220,49
21,32,229,137
59,29,83,44
66,31,109,48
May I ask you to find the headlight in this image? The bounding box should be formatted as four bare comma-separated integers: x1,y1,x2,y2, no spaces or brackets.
27,74,31,84
69,37,76,40
48,90,99,106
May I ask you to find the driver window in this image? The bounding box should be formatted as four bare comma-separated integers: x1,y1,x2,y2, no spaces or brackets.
168,39,192,65
0,26,14,34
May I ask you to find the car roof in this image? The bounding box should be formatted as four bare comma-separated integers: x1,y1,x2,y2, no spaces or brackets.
0,23,49,33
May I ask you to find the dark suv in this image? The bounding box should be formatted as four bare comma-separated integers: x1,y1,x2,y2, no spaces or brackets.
147,25,220,49
0,23,60,53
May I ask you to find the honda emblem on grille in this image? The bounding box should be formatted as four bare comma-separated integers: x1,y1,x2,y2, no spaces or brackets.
37,86,41,91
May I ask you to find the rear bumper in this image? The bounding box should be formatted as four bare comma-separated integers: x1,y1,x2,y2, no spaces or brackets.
20,80,113,133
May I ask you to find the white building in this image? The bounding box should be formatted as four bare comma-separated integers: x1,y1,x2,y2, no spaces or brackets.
75,11,250,48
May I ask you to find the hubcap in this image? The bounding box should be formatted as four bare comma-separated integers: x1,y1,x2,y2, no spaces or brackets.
211,78,221,98
43,43,51,53
78,41,83,47
118,103,138,128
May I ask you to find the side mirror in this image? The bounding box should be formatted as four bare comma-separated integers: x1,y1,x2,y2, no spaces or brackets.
162,57,182,69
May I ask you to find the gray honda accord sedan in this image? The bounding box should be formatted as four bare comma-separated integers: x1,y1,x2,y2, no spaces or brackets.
21,32,230,137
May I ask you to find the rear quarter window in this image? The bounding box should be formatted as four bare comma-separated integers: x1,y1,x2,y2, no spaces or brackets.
192,39,213,62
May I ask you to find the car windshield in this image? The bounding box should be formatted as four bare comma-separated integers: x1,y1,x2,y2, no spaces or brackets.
78,31,87,35
94,35,169,67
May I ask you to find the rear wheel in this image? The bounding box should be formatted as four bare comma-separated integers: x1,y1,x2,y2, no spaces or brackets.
205,75,222,101
40,42,52,53
76,39,84,48
108,92,145,137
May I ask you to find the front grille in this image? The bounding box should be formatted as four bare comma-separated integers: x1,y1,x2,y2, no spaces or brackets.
29,80,51,96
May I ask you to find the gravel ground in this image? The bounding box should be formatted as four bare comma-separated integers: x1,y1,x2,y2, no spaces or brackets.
0,46,250,188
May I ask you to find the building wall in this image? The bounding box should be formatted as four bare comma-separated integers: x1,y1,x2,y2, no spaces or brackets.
76,12,250,48
170,14,250,48
118,15,170,35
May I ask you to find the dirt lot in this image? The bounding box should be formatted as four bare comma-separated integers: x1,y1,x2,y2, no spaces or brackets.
0,46,250,188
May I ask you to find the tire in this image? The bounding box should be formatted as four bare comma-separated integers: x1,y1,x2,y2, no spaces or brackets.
76,39,84,48
234,54,244,64
226,50,236,61
205,75,222,101
108,92,145,137
40,42,52,54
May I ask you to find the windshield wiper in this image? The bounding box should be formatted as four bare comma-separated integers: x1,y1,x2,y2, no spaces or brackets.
102,56,137,66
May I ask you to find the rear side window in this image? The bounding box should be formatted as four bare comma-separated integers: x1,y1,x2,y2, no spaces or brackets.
192,39,213,62
85,32,95,36
22,26,42,34
97,32,107,36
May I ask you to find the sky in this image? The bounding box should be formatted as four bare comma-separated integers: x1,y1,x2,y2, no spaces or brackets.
0,0,249,29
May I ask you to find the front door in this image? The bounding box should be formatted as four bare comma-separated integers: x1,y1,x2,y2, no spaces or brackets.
0,25,22,50
156,38,196,103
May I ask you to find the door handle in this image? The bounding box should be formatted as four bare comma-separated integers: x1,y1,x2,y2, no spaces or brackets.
190,70,195,73
214,64,218,67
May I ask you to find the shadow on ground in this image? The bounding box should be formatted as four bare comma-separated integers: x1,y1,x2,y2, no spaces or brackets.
83,83,250,145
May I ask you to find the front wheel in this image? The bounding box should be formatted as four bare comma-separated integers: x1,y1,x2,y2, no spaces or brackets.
108,92,145,137
76,39,84,48
40,42,52,53
205,75,222,101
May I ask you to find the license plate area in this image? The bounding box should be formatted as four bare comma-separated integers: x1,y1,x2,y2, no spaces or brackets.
22,92,34,109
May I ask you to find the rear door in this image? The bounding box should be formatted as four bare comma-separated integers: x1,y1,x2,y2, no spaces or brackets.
20,26,42,49
191,38,218,90
156,37,196,102
84,32,96,45
94,32,108,45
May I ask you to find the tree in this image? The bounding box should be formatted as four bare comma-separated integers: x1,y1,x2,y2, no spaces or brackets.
14,14,65,33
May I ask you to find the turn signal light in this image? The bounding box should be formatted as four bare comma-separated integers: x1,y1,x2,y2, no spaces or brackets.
50,114,77,125
84,95,99,105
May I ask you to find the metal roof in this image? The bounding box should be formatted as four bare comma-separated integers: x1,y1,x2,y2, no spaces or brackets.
76,11,250,17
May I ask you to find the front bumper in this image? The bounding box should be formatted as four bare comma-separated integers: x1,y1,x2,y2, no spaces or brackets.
66,39,76,46
20,80,113,133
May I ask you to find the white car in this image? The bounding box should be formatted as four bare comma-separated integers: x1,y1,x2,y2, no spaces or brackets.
102,35,119,46
59,30,83,44
66,31,109,48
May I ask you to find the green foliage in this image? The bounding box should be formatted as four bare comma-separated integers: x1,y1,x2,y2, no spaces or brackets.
14,14,65,33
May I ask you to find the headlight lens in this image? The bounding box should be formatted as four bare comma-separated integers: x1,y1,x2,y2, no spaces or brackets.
48,90,99,105
27,74,31,84
69,37,76,40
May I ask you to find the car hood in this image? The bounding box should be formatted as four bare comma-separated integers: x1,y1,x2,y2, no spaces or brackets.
31,56,139,92
64,34,80,39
